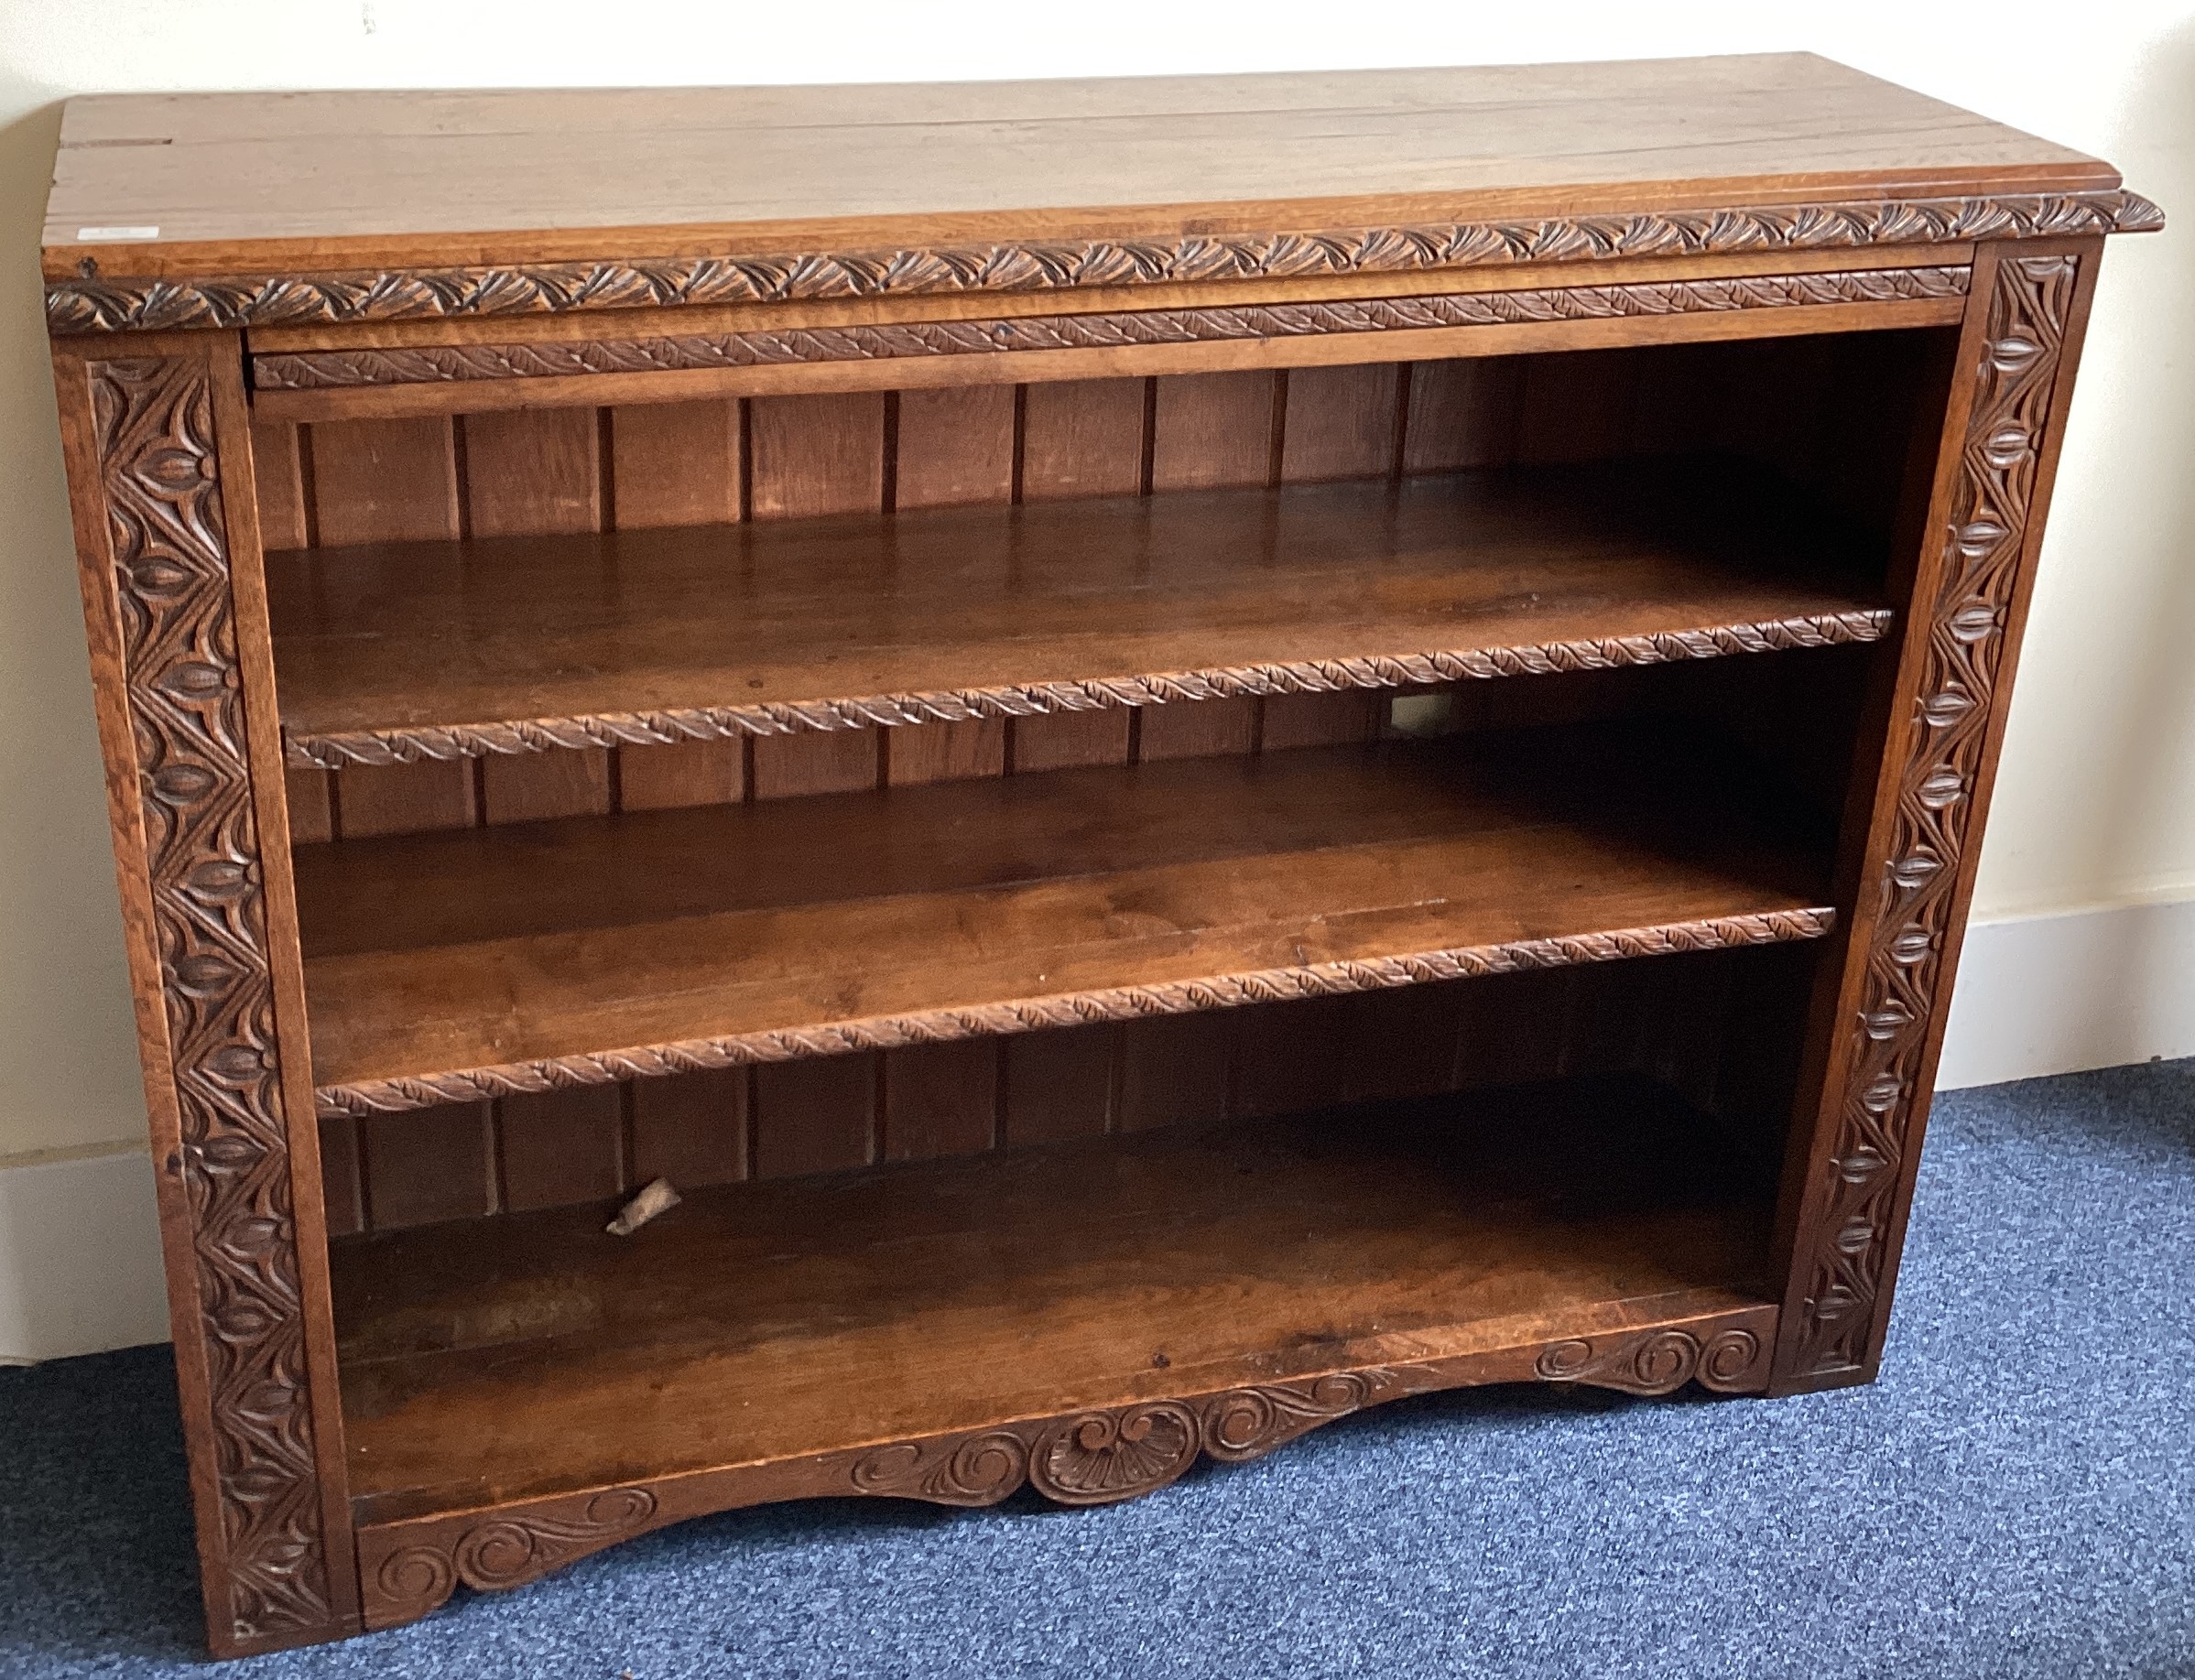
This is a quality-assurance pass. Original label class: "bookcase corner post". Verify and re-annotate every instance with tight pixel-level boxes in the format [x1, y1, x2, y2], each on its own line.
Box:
[1766, 238, 2106, 1397]
[49, 330, 361, 1655]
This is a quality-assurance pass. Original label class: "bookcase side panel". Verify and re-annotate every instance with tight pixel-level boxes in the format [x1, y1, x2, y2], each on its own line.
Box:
[49, 331, 360, 1654]
[1769, 239, 2104, 1392]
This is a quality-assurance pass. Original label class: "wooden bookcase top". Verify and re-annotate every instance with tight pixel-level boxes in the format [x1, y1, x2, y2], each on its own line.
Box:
[43, 56, 2156, 335]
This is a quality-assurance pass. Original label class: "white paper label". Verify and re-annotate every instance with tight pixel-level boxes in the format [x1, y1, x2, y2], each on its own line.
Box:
[75, 225, 159, 241]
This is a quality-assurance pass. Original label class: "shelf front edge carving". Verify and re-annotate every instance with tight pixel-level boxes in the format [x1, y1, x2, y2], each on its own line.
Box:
[282, 611, 1897, 768]
[84, 352, 335, 1643]
[315, 907, 1835, 1116]
[49, 190, 2159, 333]
[249, 266, 1970, 390]
[1788, 250, 2084, 1379]
[354, 1305, 1775, 1630]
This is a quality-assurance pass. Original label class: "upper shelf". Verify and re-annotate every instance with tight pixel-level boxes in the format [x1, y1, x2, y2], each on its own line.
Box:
[42, 57, 2155, 337]
[269, 462, 1895, 770]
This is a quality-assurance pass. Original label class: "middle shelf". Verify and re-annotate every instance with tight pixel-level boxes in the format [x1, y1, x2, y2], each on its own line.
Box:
[295, 718, 1841, 1116]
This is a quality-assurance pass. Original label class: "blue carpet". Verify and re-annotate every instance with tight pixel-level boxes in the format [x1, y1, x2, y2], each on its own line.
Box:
[5, 1060, 2192, 1677]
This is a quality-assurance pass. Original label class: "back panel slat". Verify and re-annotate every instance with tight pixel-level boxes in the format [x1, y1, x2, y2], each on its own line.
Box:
[895, 386, 1016, 509]
[999, 1027, 1117, 1146]
[1403, 357, 1524, 472]
[883, 1040, 1000, 1162]
[358, 1105, 497, 1230]
[752, 1056, 877, 1180]
[498, 1088, 625, 1214]
[887, 386, 1017, 787]
[306, 413, 475, 845]
[1282, 363, 1403, 482]
[745, 392, 891, 1176]
[1009, 375, 1147, 776]
[309, 416, 462, 545]
[631, 1069, 749, 1188]
[608, 401, 739, 528]
[1018, 377, 1146, 500]
[1114, 367, 1290, 1128]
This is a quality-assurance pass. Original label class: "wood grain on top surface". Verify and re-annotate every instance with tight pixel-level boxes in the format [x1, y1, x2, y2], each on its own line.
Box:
[45, 56, 2112, 274]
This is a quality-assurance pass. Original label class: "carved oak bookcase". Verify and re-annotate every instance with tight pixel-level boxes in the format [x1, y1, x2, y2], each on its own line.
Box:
[42, 56, 2157, 1656]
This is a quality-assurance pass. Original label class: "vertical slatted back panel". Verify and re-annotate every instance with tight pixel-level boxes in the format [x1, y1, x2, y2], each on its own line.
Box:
[887, 386, 1014, 789]
[1232, 363, 1404, 1120]
[278, 337, 1902, 1230]
[309, 417, 479, 840]
[610, 400, 748, 809]
[459, 409, 629, 1214]
[994, 376, 1149, 1145]
[288, 414, 496, 1230]
[744, 392, 890, 1177]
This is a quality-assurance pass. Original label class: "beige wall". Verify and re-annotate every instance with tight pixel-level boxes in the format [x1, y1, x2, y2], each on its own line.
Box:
[0, 3, 2190, 1160]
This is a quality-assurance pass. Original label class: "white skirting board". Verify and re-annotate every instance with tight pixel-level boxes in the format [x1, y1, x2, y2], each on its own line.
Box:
[4, 894, 2192, 1362]
[0, 1144, 168, 1365]
[1934, 895, 2195, 1089]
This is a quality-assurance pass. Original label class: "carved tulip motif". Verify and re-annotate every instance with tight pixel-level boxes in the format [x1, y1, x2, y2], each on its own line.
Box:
[1794, 253, 2082, 1378]
[91, 353, 330, 1642]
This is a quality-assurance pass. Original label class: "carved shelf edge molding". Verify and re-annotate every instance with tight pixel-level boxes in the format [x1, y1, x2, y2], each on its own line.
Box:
[356, 1306, 1775, 1629]
[250, 266, 1970, 390]
[90, 354, 333, 1642]
[315, 908, 1835, 1117]
[282, 612, 1896, 768]
[1790, 252, 2082, 1379]
[49, 190, 2159, 333]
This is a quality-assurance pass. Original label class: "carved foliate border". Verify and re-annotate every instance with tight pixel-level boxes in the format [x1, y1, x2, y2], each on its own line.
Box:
[1789, 253, 2082, 1377]
[316, 906, 1834, 1117]
[284, 612, 1894, 768]
[49, 190, 2159, 333]
[357, 1313, 1774, 1628]
[249, 266, 1970, 391]
[90, 357, 331, 1641]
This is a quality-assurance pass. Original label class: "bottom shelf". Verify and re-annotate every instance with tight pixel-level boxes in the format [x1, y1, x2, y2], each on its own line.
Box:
[333, 1074, 1778, 1534]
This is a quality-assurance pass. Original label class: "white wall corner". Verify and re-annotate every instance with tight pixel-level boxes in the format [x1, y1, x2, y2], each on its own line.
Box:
[0, 1143, 169, 1363]
[1938, 895, 2195, 1089]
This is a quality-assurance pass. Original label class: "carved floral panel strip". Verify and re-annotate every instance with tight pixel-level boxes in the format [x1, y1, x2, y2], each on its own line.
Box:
[92, 355, 331, 1641]
[1792, 253, 2081, 1375]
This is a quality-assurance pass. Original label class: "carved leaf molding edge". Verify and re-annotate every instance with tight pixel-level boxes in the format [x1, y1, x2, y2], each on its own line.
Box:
[50, 190, 2160, 332]
[284, 615, 1897, 768]
[249, 266, 1972, 390]
[315, 907, 1837, 1117]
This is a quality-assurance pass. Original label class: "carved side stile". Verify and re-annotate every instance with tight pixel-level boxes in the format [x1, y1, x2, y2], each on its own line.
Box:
[83, 354, 334, 1644]
[1785, 251, 2087, 1380]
